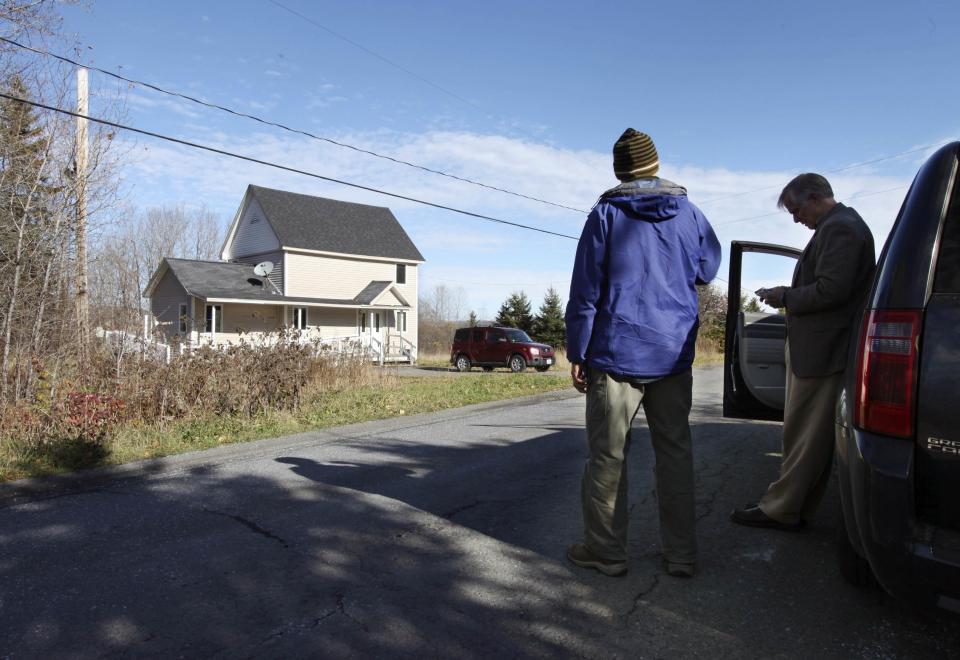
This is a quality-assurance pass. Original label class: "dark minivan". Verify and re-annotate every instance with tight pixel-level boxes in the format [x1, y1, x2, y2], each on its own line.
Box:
[723, 142, 960, 610]
[450, 326, 555, 373]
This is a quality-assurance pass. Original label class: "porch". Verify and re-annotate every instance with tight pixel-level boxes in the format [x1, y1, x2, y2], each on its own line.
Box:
[154, 300, 416, 364]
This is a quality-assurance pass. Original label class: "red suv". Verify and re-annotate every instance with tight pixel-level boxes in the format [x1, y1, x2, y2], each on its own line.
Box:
[450, 326, 555, 373]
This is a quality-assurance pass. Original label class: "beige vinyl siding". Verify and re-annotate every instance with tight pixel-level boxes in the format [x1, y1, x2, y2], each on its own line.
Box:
[285, 252, 418, 303]
[225, 198, 280, 260]
[306, 308, 360, 338]
[396, 263, 417, 308]
[150, 269, 191, 342]
[197, 303, 283, 344]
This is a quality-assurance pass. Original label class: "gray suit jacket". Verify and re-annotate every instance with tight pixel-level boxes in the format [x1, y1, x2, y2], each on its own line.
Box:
[784, 203, 876, 378]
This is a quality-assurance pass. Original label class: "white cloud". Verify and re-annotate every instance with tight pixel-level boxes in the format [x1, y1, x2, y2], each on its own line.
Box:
[113, 127, 923, 315]
[126, 92, 202, 120]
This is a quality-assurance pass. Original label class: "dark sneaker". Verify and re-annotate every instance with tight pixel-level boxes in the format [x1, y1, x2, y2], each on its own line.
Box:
[664, 560, 695, 578]
[566, 543, 627, 577]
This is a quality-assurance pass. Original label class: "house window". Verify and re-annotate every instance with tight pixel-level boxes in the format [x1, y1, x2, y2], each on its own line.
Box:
[205, 304, 223, 333]
[359, 312, 366, 332]
[396, 264, 406, 284]
[373, 312, 380, 332]
[397, 311, 407, 333]
[179, 303, 188, 333]
[293, 307, 308, 330]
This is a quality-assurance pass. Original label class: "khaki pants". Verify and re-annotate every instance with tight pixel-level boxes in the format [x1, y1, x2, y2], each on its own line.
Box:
[758, 344, 842, 525]
[581, 368, 696, 564]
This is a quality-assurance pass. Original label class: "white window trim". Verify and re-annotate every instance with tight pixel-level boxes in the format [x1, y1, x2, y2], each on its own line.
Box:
[205, 304, 223, 334]
[293, 307, 308, 330]
[179, 303, 188, 334]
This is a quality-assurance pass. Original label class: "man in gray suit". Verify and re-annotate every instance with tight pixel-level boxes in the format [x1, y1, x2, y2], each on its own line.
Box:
[732, 173, 875, 531]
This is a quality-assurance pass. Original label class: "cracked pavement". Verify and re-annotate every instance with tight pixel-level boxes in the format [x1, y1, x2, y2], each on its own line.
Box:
[1, 366, 958, 658]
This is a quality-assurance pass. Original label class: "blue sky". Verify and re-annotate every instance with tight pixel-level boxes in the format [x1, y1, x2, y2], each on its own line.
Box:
[57, 0, 960, 319]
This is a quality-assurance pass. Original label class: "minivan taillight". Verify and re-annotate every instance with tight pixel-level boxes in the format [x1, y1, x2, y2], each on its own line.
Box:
[855, 309, 922, 438]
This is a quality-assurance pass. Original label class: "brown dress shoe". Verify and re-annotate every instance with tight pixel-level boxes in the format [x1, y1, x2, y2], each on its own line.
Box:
[730, 506, 803, 532]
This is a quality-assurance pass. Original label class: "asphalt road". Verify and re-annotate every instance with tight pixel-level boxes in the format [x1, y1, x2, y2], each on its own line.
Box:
[1, 366, 957, 658]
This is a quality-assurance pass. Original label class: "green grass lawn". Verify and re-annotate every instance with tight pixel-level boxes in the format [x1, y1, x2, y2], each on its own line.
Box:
[1, 374, 570, 483]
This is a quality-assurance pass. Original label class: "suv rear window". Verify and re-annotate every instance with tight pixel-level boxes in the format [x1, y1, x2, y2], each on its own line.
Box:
[472, 329, 484, 342]
[454, 329, 469, 342]
[933, 179, 960, 293]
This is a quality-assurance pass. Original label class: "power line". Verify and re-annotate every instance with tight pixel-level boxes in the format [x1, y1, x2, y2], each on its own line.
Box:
[6, 32, 938, 222]
[267, 0, 485, 115]
[696, 140, 950, 206]
[714, 184, 909, 228]
[0, 35, 590, 215]
[265, 0, 604, 175]
[0, 92, 580, 241]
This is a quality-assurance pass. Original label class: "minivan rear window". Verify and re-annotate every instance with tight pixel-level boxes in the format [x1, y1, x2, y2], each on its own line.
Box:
[933, 180, 960, 293]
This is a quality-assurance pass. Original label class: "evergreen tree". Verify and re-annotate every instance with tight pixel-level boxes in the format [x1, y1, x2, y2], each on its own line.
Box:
[494, 291, 534, 335]
[468, 310, 478, 327]
[740, 294, 763, 313]
[533, 286, 565, 347]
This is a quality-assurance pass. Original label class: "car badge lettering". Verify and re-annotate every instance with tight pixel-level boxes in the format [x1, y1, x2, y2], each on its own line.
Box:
[927, 436, 960, 454]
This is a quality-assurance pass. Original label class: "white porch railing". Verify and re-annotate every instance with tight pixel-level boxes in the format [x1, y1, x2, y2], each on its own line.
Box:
[129, 321, 414, 365]
[96, 328, 172, 363]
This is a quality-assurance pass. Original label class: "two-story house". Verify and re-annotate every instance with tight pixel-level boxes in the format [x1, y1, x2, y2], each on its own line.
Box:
[144, 184, 424, 362]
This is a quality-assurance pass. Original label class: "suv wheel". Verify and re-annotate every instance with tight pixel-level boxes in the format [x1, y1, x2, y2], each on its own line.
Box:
[454, 355, 472, 372]
[509, 354, 526, 373]
[836, 504, 878, 589]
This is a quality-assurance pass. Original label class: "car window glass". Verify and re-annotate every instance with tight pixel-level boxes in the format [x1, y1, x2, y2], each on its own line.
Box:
[472, 329, 484, 342]
[454, 329, 469, 342]
[489, 330, 505, 342]
[505, 329, 532, 342]
[933, 182, 960, 293]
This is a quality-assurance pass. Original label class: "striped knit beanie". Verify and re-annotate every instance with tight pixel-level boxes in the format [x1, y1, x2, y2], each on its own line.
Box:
[613, 128, 659, 181]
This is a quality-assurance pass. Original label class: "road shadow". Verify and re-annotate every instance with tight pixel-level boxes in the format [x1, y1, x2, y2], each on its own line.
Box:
[3, 408, 959, 658]
[0, 460, 635, 658]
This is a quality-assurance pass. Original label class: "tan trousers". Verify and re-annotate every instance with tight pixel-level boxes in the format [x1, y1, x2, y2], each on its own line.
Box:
[581, 368, 697, 564]
[758, 344, 842, 525]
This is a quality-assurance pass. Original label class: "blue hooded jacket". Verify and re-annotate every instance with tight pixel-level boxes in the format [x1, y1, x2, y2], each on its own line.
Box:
[565, 178, 721, 378]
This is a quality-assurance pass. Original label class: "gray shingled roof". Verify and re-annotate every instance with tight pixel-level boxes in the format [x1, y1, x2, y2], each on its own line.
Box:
[249, 185, 424, 261]
[353, 281, 393, 305]
[163, 259, 407, 307]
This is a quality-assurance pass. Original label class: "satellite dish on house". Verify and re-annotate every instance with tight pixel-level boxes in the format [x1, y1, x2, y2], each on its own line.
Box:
[253, 261, 274, 277]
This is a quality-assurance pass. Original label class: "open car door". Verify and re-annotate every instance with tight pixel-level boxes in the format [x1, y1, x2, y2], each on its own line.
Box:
[723, 241, 802, 421]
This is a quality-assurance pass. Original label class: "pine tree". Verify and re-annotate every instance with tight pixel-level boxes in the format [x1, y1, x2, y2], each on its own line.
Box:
[533, 287, 565, 347]
[494, 291, 534, 335]
[468, 311, 478, 327]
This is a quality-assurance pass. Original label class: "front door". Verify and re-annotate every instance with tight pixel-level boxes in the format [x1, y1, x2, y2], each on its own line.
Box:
[362, 311, 383, 348]
[723, 241, 802, 421]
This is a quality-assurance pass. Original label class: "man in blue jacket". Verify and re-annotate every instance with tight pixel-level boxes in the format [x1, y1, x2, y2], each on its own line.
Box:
[565, 129, 721, 578]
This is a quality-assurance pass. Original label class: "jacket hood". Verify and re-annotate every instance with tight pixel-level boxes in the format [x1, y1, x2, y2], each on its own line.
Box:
[597, 177, 687, 223]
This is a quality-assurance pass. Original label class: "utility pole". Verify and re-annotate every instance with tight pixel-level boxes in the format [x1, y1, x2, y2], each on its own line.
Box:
[75, 67, 89, 356]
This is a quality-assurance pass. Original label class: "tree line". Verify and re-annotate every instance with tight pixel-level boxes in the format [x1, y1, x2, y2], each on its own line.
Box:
[0, 2, 226, 403]
[417, 283, 738, 355]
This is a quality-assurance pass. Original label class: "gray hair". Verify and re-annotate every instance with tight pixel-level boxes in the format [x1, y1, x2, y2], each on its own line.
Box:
[777, 173, 834, 209]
